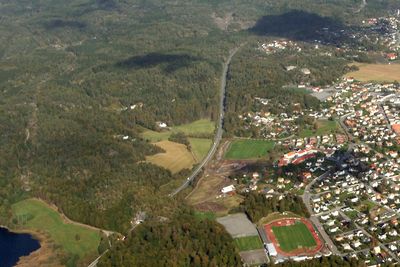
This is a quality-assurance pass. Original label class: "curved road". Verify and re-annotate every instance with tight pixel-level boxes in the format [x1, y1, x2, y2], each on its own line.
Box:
[170, 46, 242, 197]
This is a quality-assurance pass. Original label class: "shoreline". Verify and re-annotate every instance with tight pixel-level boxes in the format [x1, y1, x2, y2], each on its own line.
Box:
[0, 225, 52, 266]
[8, 227, 62, 267]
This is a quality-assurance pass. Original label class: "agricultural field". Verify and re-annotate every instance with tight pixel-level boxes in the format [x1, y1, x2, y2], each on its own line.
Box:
[272, 222, 317, 252]
[346, 63, 400, 82]
[142, 119, 215, 142]
[189, 138, 212, 161]
[225, 140, 275, 160]
[174, 119, 215, 135]
[145, 141, 196, 173]
[143, 119, 214, 164]
[299, 119, 339, 138]
[234, 236, 263, 251]
[11, 199, 100, 259]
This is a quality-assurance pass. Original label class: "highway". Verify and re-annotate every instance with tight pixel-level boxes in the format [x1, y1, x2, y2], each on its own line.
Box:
[170, 46, 242, 197]
[88, 46, 242, 266]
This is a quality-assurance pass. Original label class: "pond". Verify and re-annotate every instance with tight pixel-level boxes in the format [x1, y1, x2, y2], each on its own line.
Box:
[0, 227, 40, 267]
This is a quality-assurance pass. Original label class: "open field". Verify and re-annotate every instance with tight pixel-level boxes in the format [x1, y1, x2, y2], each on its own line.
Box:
[142, 119, 215, 142]
[346, 63, 400, 82]
[225, 140, 275, 160]
[272, 222, 316, 252]
[145, 140, 196, 173]
[12, 199, 100, 259]
[189, 138, 212, 161]
[234, 236, 263, 251]
[186, 170, 242, 215]
[174, 119, 215, 135]
[299, 119, 339, 138]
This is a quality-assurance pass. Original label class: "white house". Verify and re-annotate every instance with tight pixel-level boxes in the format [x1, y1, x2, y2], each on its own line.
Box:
[221, 185, 235, 194]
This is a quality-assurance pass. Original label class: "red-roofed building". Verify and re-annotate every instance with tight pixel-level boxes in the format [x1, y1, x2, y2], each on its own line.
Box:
[392, 124, 400, 135]
[387, 53, 398, 61]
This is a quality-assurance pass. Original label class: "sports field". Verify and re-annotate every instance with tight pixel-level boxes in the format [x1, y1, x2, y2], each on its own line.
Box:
[225, 140, 275, 160]
[272, 222, 316, 252]
[12, 198, 100, 259]
[145, 140, 196, 173]
[346, 63, 400, 82]
[234, 236, 263, 251]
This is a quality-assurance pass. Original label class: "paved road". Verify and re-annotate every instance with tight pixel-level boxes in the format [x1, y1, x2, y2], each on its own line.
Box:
[88, 251, 108, 267]
[170, 46, 242, 197]
[302, 171, 340, 255]
[87, 223, 140, 266]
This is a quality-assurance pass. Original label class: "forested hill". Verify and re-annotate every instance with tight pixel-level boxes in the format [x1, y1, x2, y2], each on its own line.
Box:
[98, 211, 242, 267]
[0, 0, 399, 265]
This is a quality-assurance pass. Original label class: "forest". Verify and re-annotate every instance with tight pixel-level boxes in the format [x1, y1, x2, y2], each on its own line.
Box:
[241, 192, 310, 222]
[272, 255, 365, 267]
[98, 209, 242, 267]
[1, 0, 399, 265]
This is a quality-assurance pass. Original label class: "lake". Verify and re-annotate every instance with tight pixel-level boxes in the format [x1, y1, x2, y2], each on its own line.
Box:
[0, 227, 40, 267]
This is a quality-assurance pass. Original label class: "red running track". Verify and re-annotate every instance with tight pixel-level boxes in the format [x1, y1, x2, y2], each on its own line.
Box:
[264, 217, 324, 257]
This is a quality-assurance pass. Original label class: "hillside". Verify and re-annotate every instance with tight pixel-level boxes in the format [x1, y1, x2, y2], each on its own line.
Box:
[1, 0, 399, 265]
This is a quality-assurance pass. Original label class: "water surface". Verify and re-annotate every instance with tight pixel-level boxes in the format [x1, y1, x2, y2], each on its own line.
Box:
[0, 227, 40, 267]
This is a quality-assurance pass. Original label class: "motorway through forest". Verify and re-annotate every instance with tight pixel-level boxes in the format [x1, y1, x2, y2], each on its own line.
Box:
[170, 46, 242, 197]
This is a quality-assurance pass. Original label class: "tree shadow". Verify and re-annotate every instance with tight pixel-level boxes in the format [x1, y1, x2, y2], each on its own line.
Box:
[116, 53, 201, 73]
[44, 19, 86, 30]
[249, 10, 347, 44]
[96, 0, 118, 11]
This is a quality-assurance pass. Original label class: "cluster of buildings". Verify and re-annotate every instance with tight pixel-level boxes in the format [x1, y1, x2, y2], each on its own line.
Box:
[362, 14, 400, 52]
[313, 12, 400, 53]
[305, 142, 400, 265]
[278, 148, 318, 167]
[326, 81, 400, 150]
[259, 40, 302, 54]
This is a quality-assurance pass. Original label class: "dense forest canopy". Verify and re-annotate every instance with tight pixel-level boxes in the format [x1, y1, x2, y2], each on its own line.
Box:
[98, 210, 242, 267]
[240, 192, 310, 222]
[1, 0, 399, 265]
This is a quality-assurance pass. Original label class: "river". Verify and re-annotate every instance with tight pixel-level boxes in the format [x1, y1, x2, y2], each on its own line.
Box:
[0, 227, 40, 267]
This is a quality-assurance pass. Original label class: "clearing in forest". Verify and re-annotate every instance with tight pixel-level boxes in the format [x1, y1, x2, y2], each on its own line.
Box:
[142, 119, 214, 163]
[145, 140, 196, 173]
[142, 119, 215, 142]
[11, 198, 101, 259]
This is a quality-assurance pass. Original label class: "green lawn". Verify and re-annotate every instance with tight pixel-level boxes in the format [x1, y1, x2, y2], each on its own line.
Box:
[189, 138, 212, 161]
[193, 211, 216, 220]
[174, 119, 215, 135]
[12, 199, 101, 258]
[272, 222, 316, 252]
[142, 119, 215, 142]
[225, 140, 275, 160]
[299, 120, 339, 138]
[234, 236, 263, 251]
